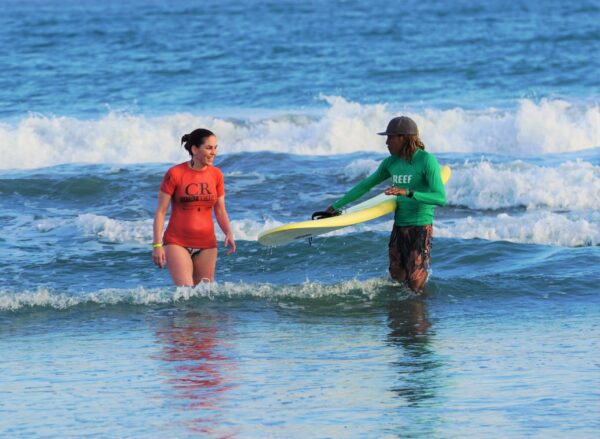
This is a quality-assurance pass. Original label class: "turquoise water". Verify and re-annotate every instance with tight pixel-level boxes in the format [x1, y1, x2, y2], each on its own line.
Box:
[2, 0, 599, 116]
[1, 0, 599, 437]
[3, 287, 598, 437]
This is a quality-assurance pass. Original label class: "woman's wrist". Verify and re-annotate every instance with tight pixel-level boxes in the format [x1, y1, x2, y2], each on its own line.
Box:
[152, 243, 163, 249]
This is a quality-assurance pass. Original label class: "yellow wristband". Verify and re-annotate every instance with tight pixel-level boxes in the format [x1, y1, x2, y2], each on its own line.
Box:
[152, 243, 163, 248]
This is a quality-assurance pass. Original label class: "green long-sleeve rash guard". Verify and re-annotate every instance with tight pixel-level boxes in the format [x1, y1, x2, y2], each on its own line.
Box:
[331, 149, 446, 226]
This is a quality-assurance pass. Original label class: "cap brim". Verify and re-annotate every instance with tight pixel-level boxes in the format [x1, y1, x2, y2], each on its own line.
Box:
[377, 131, 417, 136]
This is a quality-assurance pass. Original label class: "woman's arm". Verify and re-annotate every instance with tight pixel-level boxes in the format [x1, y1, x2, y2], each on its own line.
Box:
[214, 196, 236, 255]
[152, 191, 171, 268]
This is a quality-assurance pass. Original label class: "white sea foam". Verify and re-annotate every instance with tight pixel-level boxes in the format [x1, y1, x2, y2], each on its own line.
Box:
[68, 209, 597, 248]
[341, 158, 600, 210]
[1, 97, 599, 169]
[446, 159, 600, 210]
[0, 277, 397, 312]
[75, 214, 153, 243]
[436, 211, 599, 247]
[341, 158, 380, 181]
[73, 213, 284, 244]
[302, 211, 599, 247]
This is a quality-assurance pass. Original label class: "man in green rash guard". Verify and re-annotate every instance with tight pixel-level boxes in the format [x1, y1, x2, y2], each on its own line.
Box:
[325, 116, 446, 293]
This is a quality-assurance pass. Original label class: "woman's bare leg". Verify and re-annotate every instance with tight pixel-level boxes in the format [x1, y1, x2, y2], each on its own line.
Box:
[164, 245, 194, 286]
[192, 248, 218, 284]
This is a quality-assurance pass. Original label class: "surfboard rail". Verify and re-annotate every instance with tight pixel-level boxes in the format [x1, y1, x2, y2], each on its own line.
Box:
[257, 199, 396, 246]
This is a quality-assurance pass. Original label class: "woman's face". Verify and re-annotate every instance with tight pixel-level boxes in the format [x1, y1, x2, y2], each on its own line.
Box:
[192, 135, 218, 166]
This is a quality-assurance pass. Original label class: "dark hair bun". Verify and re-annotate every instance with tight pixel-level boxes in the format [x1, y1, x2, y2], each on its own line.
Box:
[181, 128, 215, 156]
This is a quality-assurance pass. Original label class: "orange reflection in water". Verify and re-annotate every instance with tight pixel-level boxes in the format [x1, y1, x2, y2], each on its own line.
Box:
[154, 311, 236, 437]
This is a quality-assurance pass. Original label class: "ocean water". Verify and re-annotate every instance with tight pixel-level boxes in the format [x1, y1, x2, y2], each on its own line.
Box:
[1, 0, 599, 437]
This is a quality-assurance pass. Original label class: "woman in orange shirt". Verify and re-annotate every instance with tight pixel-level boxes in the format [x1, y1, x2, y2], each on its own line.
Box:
[152, 128, 235, 285]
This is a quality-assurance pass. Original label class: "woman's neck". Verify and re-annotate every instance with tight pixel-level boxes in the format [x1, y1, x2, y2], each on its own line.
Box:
[190, 159, 208, 170]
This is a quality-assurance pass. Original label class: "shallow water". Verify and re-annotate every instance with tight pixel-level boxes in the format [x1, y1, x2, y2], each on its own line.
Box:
[3, 284, 598, 438]
[1, 0, 599, 437]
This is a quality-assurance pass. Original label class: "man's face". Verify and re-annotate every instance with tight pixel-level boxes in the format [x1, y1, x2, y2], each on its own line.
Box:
[386, 135, 405, 156]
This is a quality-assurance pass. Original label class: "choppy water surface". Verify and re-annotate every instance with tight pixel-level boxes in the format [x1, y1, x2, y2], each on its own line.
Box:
[1, 0, 599, 437]
[2, 152, 598, 437]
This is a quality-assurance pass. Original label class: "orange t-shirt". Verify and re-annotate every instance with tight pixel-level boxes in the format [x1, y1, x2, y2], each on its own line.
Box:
[160, 162, 225, 248]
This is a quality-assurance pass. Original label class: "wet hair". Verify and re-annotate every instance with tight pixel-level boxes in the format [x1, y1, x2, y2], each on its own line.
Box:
[399, 134, 425, 162]
[181, 128, 215, 156]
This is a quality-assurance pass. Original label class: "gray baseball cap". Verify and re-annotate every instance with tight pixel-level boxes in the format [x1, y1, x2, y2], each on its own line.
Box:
[378, 116, 419, 136]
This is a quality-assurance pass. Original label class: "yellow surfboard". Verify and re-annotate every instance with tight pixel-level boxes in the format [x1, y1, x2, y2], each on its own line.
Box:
[257, 165, 451, 247]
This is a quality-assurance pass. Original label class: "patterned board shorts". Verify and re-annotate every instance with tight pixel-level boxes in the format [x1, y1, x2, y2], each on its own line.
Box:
[388, 224, 433, 288]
